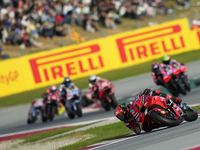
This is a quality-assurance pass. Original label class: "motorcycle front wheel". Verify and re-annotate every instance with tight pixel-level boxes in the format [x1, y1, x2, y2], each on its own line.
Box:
[76, 103, 82, 117]
[184, 107, 198, 122]
[49, 105, 56, 121]
[150, 111, 180, 127]
[68, 113, 75, 119]
[42, 110, 48, 122]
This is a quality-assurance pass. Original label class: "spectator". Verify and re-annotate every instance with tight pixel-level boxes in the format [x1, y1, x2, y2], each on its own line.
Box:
[54, 21, 67, 36]
[0, 41, 2, 58]
[136, 1, 147, 19]
[26, 19, 39, 38]
[157, 1, 168, 15]
[0, 0, 183, 53]
[85, 16, 98, 32]
[0, 20, 3, 43]
[105, 14, 116, 29]
[43, 21, 54, 39]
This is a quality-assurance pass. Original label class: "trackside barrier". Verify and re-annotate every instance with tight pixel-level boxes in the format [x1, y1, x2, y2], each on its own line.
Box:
[1, 18, 200, 98]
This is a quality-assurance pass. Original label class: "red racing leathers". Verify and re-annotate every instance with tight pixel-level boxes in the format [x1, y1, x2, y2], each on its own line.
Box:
[124, 89, 182, 133]
[88, 76, 107, 99]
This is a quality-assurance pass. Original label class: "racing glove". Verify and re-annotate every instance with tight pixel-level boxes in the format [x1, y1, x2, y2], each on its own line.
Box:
[142, 88, 152, 95]
[171, 97, 182, 105]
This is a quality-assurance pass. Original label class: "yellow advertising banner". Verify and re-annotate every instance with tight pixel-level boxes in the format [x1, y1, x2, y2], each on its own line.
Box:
[0, 18, 200, 98]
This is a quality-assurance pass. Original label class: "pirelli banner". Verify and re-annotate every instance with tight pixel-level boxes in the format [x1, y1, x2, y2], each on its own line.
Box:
[1, 18, 200, 98]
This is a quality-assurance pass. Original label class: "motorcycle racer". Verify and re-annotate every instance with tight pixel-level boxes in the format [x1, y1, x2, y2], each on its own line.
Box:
[160, 55, 189, 96]
[59, 77, 76, 94]
[161, 55, 179, 67]
[58, 77, 82, 107]
[142, 88, 182, 104]
[88, 74, 107, 99]
[114, 88, 182, 133]
[27, 98, 44, 124]
[151, 62, 164, 86]
[160, 55, 186, 72]
[41, 89, 51, 100]
[44, 85, 64, 115]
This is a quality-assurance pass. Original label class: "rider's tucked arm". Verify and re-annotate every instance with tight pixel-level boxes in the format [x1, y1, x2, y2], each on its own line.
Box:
[153, 90, 182, 104]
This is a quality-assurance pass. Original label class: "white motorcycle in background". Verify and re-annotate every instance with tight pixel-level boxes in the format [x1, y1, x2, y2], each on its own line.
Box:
[27, 98, 43, 124]
[64, 86, 83, 119]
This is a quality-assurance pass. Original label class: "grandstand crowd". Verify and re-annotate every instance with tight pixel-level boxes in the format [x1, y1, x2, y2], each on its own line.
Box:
[0, 0, 191, 50]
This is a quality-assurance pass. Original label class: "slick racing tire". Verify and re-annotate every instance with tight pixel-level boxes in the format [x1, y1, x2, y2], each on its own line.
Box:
[42, 110, 48, 122]
[49, 105, 56, 121]
[175, 81, 186, 95]
[101, 100, 110, 111]
[110, 94, 118, 109]
[68, 113, 75, 119]
[76, 103, 82, 117]
[42, 116, 48, 122]
[182, 78, 191, 92]
[184, 107, 198, 122]
[27, 118, 32, 124]
[150, 111, 180, 127]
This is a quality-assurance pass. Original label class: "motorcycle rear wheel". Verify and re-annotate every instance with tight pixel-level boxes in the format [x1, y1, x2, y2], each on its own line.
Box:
[150, 111, 180, 127]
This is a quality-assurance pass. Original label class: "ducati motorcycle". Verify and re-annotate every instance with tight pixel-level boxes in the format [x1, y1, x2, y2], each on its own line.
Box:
[161, 64, 187, 97]
[95, 80, 118, 111]
[41, 92, 61, 122]
[124, 95, 198, 134]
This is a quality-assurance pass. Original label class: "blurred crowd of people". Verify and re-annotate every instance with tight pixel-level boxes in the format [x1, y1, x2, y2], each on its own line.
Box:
[0, 0, 191, 49]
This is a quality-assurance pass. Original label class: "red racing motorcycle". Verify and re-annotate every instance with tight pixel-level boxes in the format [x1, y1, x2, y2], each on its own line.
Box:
[95, 80, 118, 111]
[42, 92, 62, 122]
[173, 62, 190, 92]
[115, 94, 198, 134]
[161, 64, 187, 96]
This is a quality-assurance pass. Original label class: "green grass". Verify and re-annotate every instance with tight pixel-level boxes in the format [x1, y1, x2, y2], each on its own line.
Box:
[21, 122, 99, 143]
[192, 106, 200, 112]
[21, 126, 83, 143]
[15, 106, 200, 149]
[57, 121, 132, 150]
[1, 49, 200, 107]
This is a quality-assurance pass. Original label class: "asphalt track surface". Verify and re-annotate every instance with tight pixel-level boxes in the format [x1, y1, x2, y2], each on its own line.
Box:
[0, 60, 200, 149]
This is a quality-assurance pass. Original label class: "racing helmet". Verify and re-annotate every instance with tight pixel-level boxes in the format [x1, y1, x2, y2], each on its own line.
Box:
[50, 85, 57, 94]
[162, 55, 171, 65]
[151, 62, 160, 72]
[63, 76, 71, 86]
[89, 75, 97, 85]
[114, 103, 128, 121]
